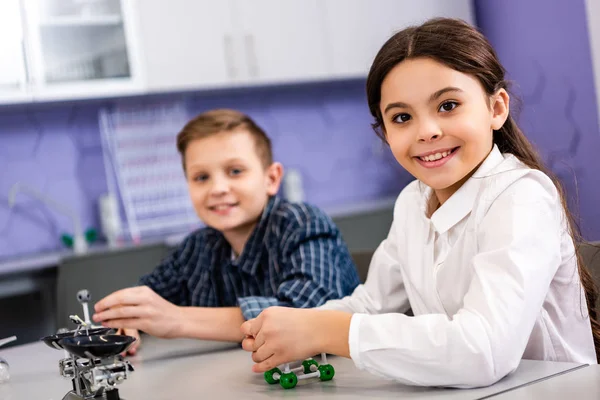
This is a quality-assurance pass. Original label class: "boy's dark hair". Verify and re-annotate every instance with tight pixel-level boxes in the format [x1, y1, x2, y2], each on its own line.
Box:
[366, 17, 600, 361]
[177, 109, 273, 170]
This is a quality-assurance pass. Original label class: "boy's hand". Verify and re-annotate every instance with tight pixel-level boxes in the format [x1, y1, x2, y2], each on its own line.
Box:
[93, 286, 183, 339]
[241, 307, 351, 373]
[116, 328, 141, 356]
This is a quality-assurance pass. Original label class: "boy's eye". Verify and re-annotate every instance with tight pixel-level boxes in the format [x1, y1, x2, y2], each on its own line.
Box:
[194, 173, 209, 182]
[439, 101, 458, 112]
[229, 168, 243, 176]
[392, 113, 411, 124]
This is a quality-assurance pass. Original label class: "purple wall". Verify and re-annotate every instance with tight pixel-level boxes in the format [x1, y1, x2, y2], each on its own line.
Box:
[476, 0, 600, 239]
[0, 81, 409, 260]
[2, 0, 600, 262]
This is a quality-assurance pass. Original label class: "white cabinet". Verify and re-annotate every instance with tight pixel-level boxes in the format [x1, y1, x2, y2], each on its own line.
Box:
[231, 0, 330, 84]
[131, 0, 233, 92]
[134, 0, 476, 92]
[133, 0, 330, 92]
[20, 0, 142, 101]
[0, 0, 33, 104]
[324, 0, 475, 78]
[0, 0, 477, 104]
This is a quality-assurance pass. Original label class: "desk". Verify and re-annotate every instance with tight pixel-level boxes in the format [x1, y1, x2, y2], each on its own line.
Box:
[493, 364, 600, 399]
[0, 337, 587, 400]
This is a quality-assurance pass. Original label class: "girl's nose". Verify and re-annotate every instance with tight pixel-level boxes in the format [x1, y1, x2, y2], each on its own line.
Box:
[416, 121, 443, 142]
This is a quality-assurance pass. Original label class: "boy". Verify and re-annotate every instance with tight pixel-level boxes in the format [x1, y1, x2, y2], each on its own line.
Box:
[93, 109, 360, 354]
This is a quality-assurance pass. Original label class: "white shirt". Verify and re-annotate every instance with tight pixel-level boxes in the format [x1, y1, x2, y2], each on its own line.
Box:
[321, 145, 596, 388]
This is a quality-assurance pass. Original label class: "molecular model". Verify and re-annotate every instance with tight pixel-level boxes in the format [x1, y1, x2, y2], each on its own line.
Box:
[264, 353, 335, 389]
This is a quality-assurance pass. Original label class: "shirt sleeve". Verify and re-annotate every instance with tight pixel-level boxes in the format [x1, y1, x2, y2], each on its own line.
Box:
[348, 175, 564, 388]
[319, 218, 411, 315]
[237, 216, 360, 320]
[138, 235, 196, 306]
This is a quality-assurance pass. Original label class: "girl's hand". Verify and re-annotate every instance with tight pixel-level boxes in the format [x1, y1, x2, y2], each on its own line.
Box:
[116, 328, 141, 356]
[93, 286, 184, 339]
[240, 307, 352, 373]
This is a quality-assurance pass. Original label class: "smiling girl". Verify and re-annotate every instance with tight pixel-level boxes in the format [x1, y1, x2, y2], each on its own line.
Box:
[241, 18, 599, 388]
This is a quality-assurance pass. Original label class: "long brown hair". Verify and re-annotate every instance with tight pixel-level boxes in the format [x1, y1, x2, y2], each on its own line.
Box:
[366, 17, 600, 361]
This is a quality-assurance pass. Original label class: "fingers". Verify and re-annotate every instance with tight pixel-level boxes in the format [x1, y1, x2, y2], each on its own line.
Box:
[93, 305, 145, 324]
[251, 340, 274, 364]
[98, 318, 143, 331]
[119, 329, 141, 356]
[250, 330, 266, 352]
[127, 337, 141, 355]
[252, 354, 284, 373]
[240, 319, 256, 337]
[94, 286, 151, 312]
[241, 336, 255, 352]
[121, 339, 139, 356]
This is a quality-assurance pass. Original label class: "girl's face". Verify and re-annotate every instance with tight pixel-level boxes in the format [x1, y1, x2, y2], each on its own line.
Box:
[379, 57, 509, 205]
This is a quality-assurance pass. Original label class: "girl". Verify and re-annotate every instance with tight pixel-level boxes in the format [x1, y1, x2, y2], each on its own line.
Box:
[241, 18, 600, 388]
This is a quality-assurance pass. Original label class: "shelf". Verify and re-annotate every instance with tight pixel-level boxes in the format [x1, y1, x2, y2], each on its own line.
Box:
[39, 14, 122, 28]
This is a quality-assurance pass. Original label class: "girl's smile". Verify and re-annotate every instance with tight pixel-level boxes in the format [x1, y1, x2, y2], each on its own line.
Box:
[414, 146, 460, 168]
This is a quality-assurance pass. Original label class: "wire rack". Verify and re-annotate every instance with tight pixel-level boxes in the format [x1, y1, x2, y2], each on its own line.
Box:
[99, 102, 200, 242]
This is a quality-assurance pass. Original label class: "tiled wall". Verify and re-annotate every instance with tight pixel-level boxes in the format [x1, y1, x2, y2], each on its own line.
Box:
[2, 0, 600, 264]
[0, 80, 410, 261]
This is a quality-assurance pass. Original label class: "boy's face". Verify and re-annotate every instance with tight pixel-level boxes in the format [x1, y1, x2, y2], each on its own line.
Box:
[184, 129, 282, 237]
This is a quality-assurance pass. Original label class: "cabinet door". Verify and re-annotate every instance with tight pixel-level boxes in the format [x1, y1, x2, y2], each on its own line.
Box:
[132, 0, 234, 92]
[324, 0, 475, 77]
[0, 0, 32, 104]
[232, 0, 330, 83]
[21, 0, 142, 101]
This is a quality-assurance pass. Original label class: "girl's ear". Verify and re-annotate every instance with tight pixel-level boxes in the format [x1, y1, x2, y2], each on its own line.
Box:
[491, 88, 510, 130]
[265, 162, 284, 196]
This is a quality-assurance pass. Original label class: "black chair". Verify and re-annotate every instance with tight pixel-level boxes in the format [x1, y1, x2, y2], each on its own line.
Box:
[350, 250, 374, 283]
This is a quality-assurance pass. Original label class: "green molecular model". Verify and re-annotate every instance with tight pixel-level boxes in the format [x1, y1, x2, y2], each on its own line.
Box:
[264, 353, 335, 389]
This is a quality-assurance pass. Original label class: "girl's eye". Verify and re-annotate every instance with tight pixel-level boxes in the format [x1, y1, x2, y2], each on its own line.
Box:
[194, 174, 208, 182]
[393, 113, 411, 124]
[229, 168, 243, 176]
[439, 101, 458, 112]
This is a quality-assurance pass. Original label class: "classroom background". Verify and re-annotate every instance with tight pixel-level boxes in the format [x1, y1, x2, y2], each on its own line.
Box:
[1, 0, 599, 347]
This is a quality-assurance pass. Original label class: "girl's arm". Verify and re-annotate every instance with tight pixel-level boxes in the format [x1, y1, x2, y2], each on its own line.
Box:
[347, 175, 565, 388]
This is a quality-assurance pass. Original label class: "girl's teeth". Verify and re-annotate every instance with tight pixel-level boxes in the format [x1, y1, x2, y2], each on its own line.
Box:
[420, 150, 450, 162]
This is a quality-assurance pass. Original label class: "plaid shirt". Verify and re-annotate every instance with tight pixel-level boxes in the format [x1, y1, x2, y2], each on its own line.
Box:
[139, 196, 360, 319]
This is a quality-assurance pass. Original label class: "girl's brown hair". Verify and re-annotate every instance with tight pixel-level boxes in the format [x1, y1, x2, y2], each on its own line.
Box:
[366, 17, 600, 361]
[177, 109, 273, 171]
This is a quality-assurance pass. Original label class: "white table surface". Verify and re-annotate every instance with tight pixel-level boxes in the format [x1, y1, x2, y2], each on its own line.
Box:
[0, 336, 587, 400]
[492, 363, 600, 399]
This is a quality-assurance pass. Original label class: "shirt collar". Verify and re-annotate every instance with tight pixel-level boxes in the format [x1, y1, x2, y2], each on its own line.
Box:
[235, 196, 279, 274]
[428, 144, 505, 234]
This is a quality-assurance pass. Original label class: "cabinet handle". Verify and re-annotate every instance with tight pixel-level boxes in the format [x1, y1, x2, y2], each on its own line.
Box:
[244, 34, 259, 78]
[19, 0, 34, 87]
[20, 40, 31, 88]
[223, 34, 237, 79]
